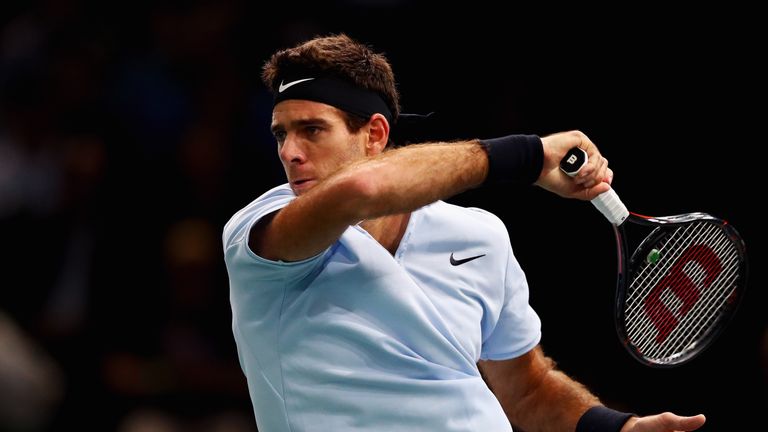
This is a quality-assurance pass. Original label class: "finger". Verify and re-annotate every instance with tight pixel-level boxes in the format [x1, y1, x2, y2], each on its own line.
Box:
[574, 154, 600, 184]
[575, 165, 594, 183]
[581, 158, 605, 188]
[579, 134, 600, 159]
[594, 156, 608, 185]
[604, 167, 614, 185]
[577, 135, 589, 151]
[583, 181, 610, 200]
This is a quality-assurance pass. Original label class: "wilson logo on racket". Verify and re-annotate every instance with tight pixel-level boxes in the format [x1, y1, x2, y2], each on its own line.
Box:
[643, 245, 722, 344]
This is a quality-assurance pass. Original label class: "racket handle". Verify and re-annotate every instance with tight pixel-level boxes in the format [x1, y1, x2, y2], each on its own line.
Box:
[591, 188, 629, 225]
[559, 147, 629, 225]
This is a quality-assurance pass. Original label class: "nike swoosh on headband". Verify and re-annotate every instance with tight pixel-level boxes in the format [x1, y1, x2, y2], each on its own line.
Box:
[279, 78, 315, 93]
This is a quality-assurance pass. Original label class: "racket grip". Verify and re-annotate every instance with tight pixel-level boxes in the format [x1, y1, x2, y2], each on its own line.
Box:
[559, 147, 629, 225]
[591, 188, 629, 225]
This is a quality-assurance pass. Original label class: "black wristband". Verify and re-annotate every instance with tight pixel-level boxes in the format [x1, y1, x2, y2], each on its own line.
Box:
[576, 406, 634, 432]
[479, 134, 543, 185]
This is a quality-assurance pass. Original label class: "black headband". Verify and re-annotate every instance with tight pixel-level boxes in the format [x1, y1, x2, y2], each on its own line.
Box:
[273, 75, 393, 123]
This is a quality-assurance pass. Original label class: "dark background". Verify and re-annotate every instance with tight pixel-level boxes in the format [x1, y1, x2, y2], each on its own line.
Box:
[0, 1, 764, 431]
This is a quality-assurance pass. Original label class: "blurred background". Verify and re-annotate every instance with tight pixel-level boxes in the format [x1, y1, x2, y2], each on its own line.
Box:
[0, 1, 764, 431]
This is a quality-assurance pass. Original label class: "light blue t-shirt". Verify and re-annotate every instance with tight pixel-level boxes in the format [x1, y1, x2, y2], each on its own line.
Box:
[223, 184, 541, 431]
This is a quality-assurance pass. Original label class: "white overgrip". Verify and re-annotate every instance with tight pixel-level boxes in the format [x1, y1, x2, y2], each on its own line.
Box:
[558, 147, 629, 226]
[591, 188, 629, 225]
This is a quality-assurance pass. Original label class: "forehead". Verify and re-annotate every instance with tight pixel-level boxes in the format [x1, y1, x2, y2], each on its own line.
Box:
[271, 99, 344, 127]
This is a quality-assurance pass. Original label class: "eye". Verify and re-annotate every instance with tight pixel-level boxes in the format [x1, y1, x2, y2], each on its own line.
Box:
[273, 130, 286, 143]
[305, 126, 322, 135]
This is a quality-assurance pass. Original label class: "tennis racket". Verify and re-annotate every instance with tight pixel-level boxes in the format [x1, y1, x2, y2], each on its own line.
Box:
[560, 147, 748, 367]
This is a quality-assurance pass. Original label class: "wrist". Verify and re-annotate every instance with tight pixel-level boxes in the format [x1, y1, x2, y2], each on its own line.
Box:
[479, 134, 543, 185]
[576, 406, 635, 432]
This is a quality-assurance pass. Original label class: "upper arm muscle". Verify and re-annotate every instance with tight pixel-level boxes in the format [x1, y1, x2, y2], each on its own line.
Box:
[249, 175, 369, 262]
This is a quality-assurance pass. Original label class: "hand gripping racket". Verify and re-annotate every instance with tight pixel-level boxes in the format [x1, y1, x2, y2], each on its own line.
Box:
[560, 147, 748, 367]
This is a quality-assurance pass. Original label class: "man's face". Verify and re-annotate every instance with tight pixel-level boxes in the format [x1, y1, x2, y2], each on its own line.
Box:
[271, 100, 367, 195]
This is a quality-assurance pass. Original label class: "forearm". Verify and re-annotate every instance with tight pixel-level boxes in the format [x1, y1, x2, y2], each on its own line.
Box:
[351, 140, 489, 220]
[481, 348, 600, 432]
[505, 367, 599, 432]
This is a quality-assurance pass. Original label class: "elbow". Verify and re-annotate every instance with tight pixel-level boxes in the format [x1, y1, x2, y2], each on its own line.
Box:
[333, 169, 383, 220]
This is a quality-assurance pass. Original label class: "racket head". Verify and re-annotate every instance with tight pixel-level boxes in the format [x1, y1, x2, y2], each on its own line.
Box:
[614, 212, 748, 367]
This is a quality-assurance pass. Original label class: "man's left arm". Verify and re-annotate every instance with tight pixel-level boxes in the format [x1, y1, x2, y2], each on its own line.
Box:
[478, 345, 706, 432]
[479, 346, 598, 431]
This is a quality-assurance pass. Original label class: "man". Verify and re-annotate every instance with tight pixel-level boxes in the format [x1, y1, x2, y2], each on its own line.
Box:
[223, 34, 706, 432]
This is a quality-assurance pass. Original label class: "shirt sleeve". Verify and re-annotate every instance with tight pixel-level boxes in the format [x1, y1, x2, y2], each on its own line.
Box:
[222, 184, 331, 284]
[479, 246, 541, 360]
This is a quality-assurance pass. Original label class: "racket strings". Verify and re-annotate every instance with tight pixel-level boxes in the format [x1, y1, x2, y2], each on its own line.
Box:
[630, 225, 739, 361]
[660, 250, 741, 358]
[634, 225, 734, 329]
[637, 245, 739, 361]
[624, 221, 742, 363]
[629, 224, 736, 356]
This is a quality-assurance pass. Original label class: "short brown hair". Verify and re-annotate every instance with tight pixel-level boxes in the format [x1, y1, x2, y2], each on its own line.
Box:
[262, 34, 401, 124]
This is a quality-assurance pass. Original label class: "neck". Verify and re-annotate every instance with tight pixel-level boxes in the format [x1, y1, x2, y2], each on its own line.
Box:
[360, 213, 411, 256]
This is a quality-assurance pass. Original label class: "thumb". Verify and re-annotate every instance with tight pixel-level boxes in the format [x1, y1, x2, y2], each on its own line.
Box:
[672, 414, 706, 430]
[654, 412, 706, 431]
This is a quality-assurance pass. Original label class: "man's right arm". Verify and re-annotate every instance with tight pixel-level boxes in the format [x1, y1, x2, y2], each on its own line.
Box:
[250, 130, 611, 263]
[250, 140, 489, 262]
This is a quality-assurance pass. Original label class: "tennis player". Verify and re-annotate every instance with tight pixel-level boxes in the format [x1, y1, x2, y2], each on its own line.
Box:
[222, 33, 706, 432]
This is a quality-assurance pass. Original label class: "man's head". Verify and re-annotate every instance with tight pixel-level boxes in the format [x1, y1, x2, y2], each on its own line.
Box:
[263, 34, 400, 195]
[262, 34, 400, 142]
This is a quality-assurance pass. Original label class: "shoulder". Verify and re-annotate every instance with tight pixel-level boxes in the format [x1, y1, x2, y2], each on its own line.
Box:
[425, 201, 508, 235]
[417, 201, 510, 247]
[222, 184, 294, 249]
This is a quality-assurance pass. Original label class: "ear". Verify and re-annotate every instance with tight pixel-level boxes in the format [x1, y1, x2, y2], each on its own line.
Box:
[365, 113, 390, 156]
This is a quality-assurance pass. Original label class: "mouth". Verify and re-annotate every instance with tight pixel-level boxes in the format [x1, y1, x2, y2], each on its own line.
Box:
[291, 178, 316, 193]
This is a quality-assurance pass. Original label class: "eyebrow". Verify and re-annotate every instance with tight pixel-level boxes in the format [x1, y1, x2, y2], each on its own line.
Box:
[271, 118, 332, 134]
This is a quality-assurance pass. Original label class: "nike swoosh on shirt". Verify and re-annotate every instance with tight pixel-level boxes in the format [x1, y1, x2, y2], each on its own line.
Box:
[449, 252, 486, 266]
[278, 78, 315, 93]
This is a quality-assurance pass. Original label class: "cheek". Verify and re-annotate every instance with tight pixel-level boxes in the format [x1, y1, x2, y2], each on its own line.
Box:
[308, 132, 366, 176]
[327, 134, 363, 163]
[345, 133, 367, 158]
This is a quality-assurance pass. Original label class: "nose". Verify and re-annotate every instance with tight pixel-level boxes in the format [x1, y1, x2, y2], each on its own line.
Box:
[278, 134, 306, 165]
